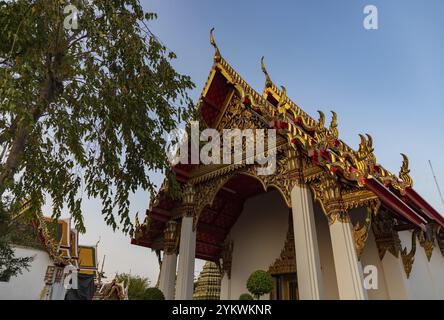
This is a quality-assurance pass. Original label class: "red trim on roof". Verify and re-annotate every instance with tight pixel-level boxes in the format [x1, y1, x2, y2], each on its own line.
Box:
[364, 177, 427, 229]
[405, 188, 444, 228]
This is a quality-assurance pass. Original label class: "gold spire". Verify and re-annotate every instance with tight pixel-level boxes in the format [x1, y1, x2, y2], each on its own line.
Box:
[261, 56, 273, 88]
[399, 153, 413, 188]
[210, 28, 221, 63]
[193, 261, 221, 300]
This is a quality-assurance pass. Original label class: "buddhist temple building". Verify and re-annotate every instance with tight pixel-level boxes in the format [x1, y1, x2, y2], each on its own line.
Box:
[193, 261, 221, 300]
[131, 30, 444, 300]
[0, 200, 99, 300]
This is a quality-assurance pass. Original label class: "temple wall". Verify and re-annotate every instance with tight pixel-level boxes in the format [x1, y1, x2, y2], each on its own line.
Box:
[0, 246, 51, 300]
[359, 226, 389, 299]
[220, 190, 288, 300]
[313, 202, 339, 299]
[397, 230, 444, 299]
[425, 244, 444, 299]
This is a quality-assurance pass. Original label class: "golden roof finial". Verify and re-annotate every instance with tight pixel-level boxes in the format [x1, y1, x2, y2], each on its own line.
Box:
[399, 153, 413, 188]
[261, 56, 273, 88]
[317, 110, 325, 129]
[210, 28, 221, 63]
[277, 86, 288, 119]
[329, 111, 338, 139]
[358, 134, 367, 154]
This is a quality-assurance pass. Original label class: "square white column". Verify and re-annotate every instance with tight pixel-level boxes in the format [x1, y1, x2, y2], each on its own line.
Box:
[291, 184, 324, 299]
[159, 253, 178, 300]
[329, 221, 368, 300]
[175, 216, 196, 300]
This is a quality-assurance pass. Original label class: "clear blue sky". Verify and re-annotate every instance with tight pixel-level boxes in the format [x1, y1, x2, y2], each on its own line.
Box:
[57, 0, 444, 283]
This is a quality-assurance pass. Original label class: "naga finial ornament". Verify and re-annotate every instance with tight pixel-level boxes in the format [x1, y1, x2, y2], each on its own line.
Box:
[317, 111, 325, 130]
[329, 111, 338, 139]
[277, 86, 288, 118]
[261, 56, 273, 88]
[399, 153, 413, 188]
[401, 230, 417, 278]
[210, 28, 221, 62]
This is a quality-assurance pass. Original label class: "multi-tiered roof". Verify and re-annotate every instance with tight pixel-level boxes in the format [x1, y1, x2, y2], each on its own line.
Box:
[131, 29, 444, 263]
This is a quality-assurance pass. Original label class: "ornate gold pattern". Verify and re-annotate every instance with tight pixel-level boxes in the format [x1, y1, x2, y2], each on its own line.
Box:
[353, 208, 372, 260]
[417, 230, 434, 261]
[220, 239, 233, 279]
[261, 56, 273, 89]
[133, 32, 435, 273]
[309, 173, 349, 224]
[372, 211, 402, 260]
[180, 184, 196, 223]
[193, 261, 221, 300]
[210, 28, 221, 63]
[399, 153, 413, 189]
[163, 220, 179, 255]
[437, 229, 444, 257]
[268, 213, 296, 275]
[401, 230, 418, 278]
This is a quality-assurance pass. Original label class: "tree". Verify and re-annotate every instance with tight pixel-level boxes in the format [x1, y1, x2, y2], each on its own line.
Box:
[0, 1, 194, 272]
[116, 273, 150, 300]
[0, 206, 33, 281]
[246, 270, 273, 300]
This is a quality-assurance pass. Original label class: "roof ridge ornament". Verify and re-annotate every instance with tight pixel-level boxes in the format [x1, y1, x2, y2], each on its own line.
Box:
[210, 28, 221, 63]
[329, 111, 338, 139]
[399, 153, 413, 188]
[277, 86, 289, 119]
[260, 56, 273, 88]
[316, 110, 325, 130]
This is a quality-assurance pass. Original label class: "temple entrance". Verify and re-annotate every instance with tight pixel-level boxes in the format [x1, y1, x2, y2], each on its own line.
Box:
[268, 210, 298, 300]
[271, 273, 298, 300]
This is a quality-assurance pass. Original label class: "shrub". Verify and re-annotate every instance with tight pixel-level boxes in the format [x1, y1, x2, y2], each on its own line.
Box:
[246, 270, 273, 300]
[239, 293, 254, 300]
[144, 287, 165, 300]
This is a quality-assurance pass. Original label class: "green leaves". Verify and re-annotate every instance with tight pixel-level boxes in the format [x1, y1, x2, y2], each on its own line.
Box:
[0, 1, 195, 235]
[246, 270, 274, 300]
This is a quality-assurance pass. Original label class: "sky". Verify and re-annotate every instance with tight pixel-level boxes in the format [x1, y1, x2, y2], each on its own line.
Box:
[49, 0, 444, 284]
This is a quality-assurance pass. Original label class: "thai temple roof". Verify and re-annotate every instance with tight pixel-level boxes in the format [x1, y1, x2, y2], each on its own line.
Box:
[12, 199, 99, 274]
[131, 29, 444, 262]
[193, 261, 221, 300]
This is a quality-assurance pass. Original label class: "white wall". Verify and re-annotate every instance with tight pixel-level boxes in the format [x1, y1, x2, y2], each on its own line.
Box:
[426, 242, 444, 299]
[397, 230, 442, 299]
[0, 246, 51, 300]
[360, 227, 389, 299]
[221, 190, 288, 300]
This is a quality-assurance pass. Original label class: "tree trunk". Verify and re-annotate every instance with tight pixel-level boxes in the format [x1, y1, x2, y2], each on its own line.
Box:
[0, 124, 29, 196]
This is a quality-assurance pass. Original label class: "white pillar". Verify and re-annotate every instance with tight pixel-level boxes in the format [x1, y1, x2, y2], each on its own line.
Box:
[291, 184, 324, 300]
[329, 221, 368, 300]
[159, 253, 178, 300]
[175, 216, 196, 300]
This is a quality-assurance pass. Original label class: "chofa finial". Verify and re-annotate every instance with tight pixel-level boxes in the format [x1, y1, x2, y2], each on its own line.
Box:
[261, 56, 273, 88]
[399, 153, 413, 188]
[329, 111, 338, 139]
[210, 28, 221, 62]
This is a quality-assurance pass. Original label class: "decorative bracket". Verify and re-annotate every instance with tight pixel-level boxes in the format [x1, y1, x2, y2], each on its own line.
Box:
[401, 230, 418, 278]
[220, 239, 234, 279]
[372, 210, 402, 260]
[353, 207, 373, 261]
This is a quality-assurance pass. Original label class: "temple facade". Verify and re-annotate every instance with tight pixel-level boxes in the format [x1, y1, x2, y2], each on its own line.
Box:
[0, 200, 100, 300]
[131, 30, 444, 300]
